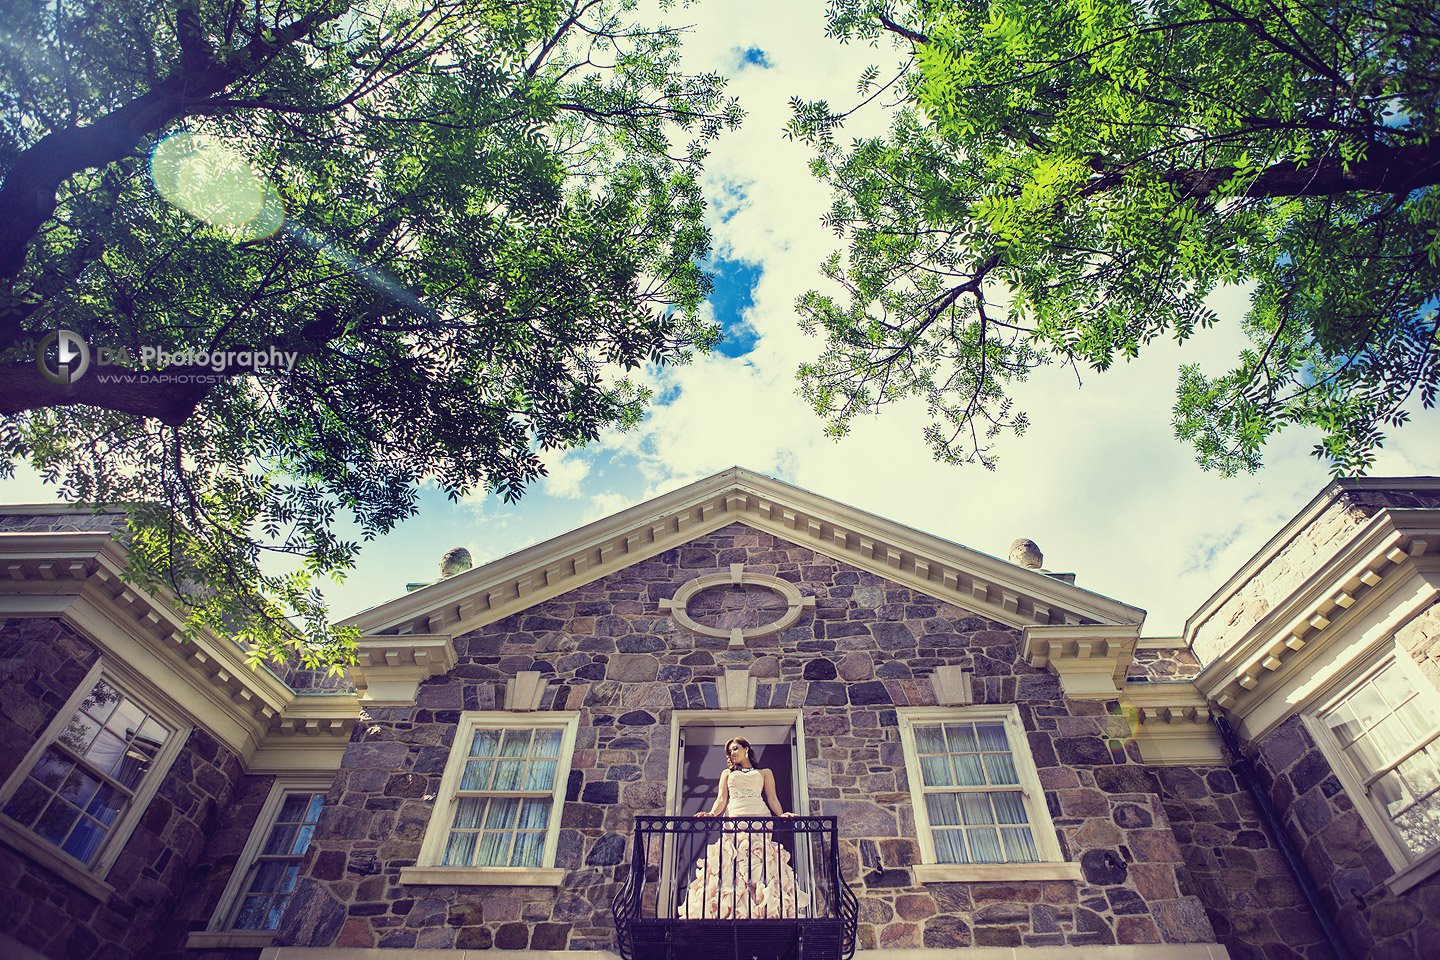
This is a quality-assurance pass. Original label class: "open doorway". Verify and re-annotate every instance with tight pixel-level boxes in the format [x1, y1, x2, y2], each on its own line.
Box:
[677, 724, 796, 817]
[660, 711, 812, 919]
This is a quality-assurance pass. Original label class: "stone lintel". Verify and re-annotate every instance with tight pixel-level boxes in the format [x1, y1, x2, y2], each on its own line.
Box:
[1021, 623, 1141, 699]
[349, 634, 456, 705]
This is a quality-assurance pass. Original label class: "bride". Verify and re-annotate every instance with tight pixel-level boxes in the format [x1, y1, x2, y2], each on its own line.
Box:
[676, 737, 808, 919]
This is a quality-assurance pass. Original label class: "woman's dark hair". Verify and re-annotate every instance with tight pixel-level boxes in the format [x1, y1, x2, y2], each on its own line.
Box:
[725, 737, 760, 771]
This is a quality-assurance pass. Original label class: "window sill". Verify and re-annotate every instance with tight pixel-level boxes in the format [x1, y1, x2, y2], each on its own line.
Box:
[398, 866, 566, 886]
[184, 930, 276, 949]
[911, 861, 1083, 883]
[1387, 843, 1440, 895]
[0, 818, 115, 902]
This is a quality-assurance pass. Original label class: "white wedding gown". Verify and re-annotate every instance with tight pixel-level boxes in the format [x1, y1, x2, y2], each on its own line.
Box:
[676, 768, 809, 919]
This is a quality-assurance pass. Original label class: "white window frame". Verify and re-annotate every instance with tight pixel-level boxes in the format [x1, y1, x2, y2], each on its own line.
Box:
[400, 710, 578, 887]
[897, 705, 1080, 883]
[185, 776, 331, 950]
[1304, 642, 1440, 894]
[0, 660, 191, 900]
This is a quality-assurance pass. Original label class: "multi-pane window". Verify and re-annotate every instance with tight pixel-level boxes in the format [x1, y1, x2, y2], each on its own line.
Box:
[2, 677, 174, 867]
[1319, 657, 1440, 858]
[443, 727, 562, 868]
[897, 706, 1062, 868]
[418, 713, 577, 874]
[911, 719, 1038, 863]
[229, 791, 326, 930]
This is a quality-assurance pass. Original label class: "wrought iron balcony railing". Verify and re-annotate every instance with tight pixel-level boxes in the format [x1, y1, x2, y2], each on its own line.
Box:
[612, 816, 858, 960]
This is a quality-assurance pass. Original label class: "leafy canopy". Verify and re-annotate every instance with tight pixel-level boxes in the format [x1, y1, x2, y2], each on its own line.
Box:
[788, 0, 1439, 473]
[0, 0, 740, 671]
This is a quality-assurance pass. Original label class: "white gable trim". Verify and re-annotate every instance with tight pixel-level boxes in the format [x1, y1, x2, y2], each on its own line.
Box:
[340, 468, 1143, 638]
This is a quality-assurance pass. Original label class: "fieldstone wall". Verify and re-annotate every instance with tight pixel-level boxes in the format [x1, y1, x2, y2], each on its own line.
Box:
[1252, 715, 1440, 959]
[1, 618, 101, 782]
[1190, 487, 1440, 664]
[277, 522, 1217, 953]
[2, 618, 252, 960]
[843, 701, 1214, 950]
[150, 770, 280, 960]
[1128, 647, 1203, 682]
[3, 728, 247, 960]
[1157, 763, 1335, 960]
[1394, 600, 1440, 694]
[3, 724, 249, 960]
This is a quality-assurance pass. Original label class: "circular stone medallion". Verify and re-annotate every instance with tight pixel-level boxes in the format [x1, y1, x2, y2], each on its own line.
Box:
[658, 563, 816, 646]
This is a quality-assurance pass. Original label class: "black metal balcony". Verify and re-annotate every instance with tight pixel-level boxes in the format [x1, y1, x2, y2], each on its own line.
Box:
[612, 816, 857, 960]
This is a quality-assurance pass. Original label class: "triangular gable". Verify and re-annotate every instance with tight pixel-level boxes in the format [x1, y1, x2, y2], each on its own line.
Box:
[341, 468, 1144, 638]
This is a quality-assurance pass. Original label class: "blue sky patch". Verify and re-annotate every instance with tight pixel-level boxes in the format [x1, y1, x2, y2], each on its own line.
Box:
[707, 258, 762, 357]
[737, 47, 771, 69]
[712, 180, 749, 224]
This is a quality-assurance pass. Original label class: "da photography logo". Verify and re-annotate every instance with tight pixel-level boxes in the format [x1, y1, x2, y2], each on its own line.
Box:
[33, 331, 299, 386]
[36, 329, 90, 385]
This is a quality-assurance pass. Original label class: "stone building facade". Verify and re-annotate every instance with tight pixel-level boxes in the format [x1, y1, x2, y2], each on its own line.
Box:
[1188, 482, 1440, 960]
[2, 471, 1439, 960]
[0, 508, 357, 960]
[272, 521, 1214, 955]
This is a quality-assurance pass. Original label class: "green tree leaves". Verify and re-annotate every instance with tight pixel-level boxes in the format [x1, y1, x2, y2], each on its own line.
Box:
[0, 0, 740, 671]
[792, 0, 1439, 474]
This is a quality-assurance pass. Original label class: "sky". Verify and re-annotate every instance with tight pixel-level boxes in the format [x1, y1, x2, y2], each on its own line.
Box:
[5, 1, 1438, 641]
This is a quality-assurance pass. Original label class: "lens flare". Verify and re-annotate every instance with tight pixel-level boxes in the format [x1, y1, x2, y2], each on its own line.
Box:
[150, 132, 284, 240]
[283, 222, 433, 319]
[1110, 703, 1141, 743]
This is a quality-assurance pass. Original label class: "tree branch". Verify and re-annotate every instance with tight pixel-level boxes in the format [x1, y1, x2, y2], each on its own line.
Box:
[0, 3, 343, 292]
[0, 360, 225, 424]
[1078, 140, 1440, 202]
[877, 11, 928, 46]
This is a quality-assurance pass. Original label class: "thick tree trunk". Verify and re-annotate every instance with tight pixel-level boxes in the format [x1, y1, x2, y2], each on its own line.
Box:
[1178, 140, 1440, 200]
[1076, 140, 1440, 203]
[0, 360, 235, 424]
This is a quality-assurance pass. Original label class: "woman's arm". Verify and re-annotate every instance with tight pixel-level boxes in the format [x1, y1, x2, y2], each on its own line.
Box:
[762, 768, 794, 817]
[695, 769, 730, 817]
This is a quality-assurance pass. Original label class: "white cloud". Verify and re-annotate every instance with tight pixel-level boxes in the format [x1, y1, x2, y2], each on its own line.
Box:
[507, 0, 1440, 636]
[540, 448, 592, 500]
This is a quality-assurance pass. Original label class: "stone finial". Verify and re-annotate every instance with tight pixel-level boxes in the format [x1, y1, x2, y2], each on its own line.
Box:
[1008, 538, 1043, 569]
[440, 547, 473, 577]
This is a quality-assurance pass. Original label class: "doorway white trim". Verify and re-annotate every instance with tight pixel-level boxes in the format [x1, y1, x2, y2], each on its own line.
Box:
[664, 709, 810, 817]
[658, 709, 811, 918]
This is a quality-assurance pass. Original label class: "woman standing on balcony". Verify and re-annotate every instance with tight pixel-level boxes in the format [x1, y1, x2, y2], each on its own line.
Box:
[677, 737, 807, 919]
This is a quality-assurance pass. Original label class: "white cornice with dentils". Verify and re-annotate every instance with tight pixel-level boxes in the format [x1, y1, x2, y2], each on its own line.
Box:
[1022, 622, 1142, 698]
[1183, 477, 1440, 642]
[339, 467, 1146, 638]
[0, 530, 358, 773]
[1191, 508, 1440, 725]
[1120, 681, 1225, 765]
